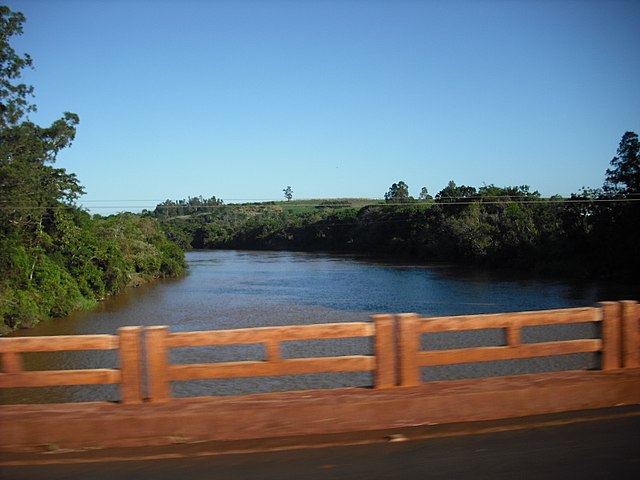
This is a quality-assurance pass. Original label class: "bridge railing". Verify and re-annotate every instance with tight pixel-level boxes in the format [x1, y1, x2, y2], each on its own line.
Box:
[396, 301, 639, 387]
[0, 301, 638, 405]
[0, 326, 144, 404]
[145, 315, 396, 403]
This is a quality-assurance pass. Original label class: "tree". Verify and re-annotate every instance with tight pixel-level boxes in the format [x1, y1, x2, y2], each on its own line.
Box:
[283, 186, 293, 201]
[0, 6, 35, 129]
[384, 181, 412, 203]
[0, 6, 83, 241]
[418, 186, 432, 201]
[435, 181, 477, 203]
[0, 114, 83, 236]
[150, 195, 224, 218]
[604, 131, 640, 196]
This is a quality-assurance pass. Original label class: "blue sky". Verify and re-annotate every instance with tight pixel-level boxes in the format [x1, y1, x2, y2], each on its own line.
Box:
[6, 0, 640, 213]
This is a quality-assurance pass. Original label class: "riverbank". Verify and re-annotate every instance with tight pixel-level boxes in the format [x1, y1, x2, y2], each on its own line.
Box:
[154, 193, 640, 283]
[1, 213, 187, 335]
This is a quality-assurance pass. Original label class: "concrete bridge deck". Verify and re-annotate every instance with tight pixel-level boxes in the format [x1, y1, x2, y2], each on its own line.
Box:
[2, 406, 639, 479]
[2, 368, 639, 452]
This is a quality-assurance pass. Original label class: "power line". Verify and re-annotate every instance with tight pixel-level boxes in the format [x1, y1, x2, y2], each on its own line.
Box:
[1, 197, 640, 211]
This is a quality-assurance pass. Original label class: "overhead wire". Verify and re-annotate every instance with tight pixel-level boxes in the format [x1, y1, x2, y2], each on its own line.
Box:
[1, 196, 640, 211]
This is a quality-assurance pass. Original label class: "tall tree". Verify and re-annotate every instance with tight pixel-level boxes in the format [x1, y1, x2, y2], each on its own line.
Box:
[0, 6, 83, 241]
[283, 186, 293, 201]
[604, 131, 640, 196]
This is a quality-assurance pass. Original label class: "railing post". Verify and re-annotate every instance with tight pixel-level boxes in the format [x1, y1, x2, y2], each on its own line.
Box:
[621, 300, 640, 369]
[600, 301, 622, 370]
[118, 326, 143, 404]
[372, 314, 396, 388]
[506, 323, 521, 347]
[145, 326, 171, 403]
[397, 313, 420, 387]
[1, 352, 23, 374]
[265, 341, 281, 363]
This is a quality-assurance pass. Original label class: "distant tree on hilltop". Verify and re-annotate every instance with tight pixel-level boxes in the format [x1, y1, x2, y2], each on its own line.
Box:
[435, 181, 477, 203]
[419, 187, 432, 201]
[384, 181, 412, 203]
[151, 196, 224, 218]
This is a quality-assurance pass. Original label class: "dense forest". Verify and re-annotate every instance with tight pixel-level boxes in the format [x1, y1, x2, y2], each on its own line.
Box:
[0, 7, 186, 332]
[148, 131, 639, 281]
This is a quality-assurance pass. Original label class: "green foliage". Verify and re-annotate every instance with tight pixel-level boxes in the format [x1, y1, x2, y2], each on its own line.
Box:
[0, 6, 35, 128]
[435, 180, 477, 203]
[90, 214, 187, 284]
[0, 288, 42, 332]
[1, 210, 187, 330]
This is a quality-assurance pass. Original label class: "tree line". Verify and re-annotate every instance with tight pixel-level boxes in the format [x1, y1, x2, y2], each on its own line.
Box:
[151, 131, 639, 281]
[0, 7, 186, 332]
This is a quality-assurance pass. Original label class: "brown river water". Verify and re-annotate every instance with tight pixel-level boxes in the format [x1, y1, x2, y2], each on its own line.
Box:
[2, 250, 638, 404]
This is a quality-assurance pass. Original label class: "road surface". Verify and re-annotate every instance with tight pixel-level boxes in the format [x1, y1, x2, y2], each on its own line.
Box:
[2, 408, 639, 479]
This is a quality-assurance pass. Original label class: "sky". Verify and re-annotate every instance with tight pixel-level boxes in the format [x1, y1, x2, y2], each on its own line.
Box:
[6, 0, 640, 213]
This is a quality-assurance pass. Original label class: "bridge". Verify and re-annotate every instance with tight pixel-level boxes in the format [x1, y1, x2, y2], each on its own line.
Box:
[1, 301, 638, 452]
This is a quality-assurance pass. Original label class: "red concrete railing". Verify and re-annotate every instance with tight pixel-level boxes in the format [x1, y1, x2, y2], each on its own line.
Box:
[395, 302, 637, 387]
[144, 316, 395, 403]
[0, 301, 638, 405]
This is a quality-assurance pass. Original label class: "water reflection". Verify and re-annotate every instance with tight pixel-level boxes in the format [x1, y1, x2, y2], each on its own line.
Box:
[3, 250, 638, 403]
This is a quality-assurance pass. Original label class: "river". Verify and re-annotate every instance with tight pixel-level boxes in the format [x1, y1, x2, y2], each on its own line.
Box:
[2, 250, 638, 404]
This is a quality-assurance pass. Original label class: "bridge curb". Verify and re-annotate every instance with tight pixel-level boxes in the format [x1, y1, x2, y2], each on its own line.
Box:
[2, 368, 639, 452]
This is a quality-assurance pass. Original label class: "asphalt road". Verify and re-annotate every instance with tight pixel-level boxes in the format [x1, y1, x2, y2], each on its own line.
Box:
[2, 411, 639, 480]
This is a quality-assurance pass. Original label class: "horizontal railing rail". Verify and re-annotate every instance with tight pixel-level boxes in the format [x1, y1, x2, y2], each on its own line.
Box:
[0, 301, 637, 405]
